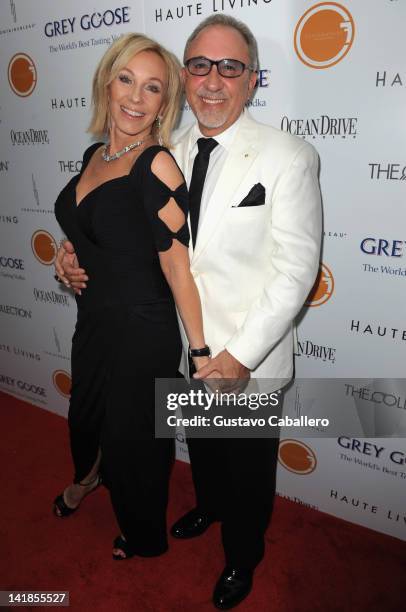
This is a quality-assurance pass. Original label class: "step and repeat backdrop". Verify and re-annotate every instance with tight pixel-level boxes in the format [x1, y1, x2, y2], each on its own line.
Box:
[0, 1, 405, 540]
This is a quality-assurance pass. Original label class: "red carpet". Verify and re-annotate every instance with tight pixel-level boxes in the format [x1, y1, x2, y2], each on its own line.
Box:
[1, 390, 405, 611]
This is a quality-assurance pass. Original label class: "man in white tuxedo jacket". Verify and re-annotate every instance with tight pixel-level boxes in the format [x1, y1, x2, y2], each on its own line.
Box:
[168, 15, 321, 610]
[56, 14, 321, 610]
[173, 109, 320, 387]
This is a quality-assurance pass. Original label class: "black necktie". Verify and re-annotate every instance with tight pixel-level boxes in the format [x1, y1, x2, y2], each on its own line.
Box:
[189, 137, 218, 247]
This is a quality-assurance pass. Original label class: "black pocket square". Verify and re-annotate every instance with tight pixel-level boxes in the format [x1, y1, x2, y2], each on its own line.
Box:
[235, 183, 265, 207]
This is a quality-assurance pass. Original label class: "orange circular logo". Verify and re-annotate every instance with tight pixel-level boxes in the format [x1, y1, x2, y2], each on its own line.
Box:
[294, 3, 355, 69]
[278, 439, 317, 475]
[53, 370, 71, 398]
[305, 263, 334, 307]
[31, 230, 57, 265]
[8, 53, 37, 96]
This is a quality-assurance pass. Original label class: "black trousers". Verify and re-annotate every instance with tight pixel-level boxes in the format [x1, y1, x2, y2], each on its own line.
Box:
[187, 434, 280, 569]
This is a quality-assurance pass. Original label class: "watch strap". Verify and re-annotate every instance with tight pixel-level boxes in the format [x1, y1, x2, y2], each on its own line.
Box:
[189, 345, 211, 358]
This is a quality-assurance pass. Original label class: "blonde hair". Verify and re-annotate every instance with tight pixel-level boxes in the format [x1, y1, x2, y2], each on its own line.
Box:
[88, 33, 182, 147]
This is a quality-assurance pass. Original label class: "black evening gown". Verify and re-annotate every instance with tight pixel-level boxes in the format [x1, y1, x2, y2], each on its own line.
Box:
[54, 143, 189, 556]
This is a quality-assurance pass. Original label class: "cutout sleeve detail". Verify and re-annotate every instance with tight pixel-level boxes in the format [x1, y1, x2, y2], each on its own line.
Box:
[141, 148, 190, 253]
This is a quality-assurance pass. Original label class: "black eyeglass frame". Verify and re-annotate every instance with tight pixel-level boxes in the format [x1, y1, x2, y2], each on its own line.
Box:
[184, 56, 256, 78]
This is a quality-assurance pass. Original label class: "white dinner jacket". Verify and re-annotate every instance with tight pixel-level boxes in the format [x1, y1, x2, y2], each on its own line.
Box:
[172, 111, 322, 389]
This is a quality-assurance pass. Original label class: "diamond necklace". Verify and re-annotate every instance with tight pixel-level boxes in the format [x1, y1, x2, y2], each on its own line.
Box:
[101, 137, 150, 162]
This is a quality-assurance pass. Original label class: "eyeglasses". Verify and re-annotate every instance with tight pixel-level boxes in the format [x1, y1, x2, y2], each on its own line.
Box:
[184, 56, 255, 78]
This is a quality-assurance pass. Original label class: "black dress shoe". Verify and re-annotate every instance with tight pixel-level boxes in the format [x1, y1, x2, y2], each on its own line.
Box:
[170, 507, 216, 539]
[212, 567, 253, 610]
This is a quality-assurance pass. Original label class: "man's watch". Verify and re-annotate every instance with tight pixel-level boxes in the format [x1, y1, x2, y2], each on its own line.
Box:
[189, 345, 211, 358]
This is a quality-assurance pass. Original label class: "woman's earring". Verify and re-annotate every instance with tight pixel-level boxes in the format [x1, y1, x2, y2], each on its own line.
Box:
[156, 115, 163, 146]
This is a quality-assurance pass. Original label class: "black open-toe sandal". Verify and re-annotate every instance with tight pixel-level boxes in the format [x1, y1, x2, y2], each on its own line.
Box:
[53, 474, 102, 518]
[112, 535, 136, 561]
[53, 493, 78, 517]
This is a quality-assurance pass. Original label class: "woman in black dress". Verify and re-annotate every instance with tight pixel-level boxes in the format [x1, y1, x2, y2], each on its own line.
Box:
[53, 33, 209, 559]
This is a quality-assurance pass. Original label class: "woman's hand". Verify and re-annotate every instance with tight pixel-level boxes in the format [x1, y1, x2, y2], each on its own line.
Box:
[193, 349, 250, 393]
[192, 355, 212, 372]
[192, 356, 223, 394]
[55, 240, 88, 294]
